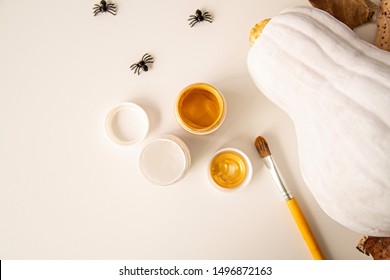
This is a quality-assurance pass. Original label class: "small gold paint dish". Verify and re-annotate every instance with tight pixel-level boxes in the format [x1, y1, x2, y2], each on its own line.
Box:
[208, 148, 253, 192]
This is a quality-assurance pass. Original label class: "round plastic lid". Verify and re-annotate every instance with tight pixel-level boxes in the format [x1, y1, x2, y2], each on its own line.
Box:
[139, 135, 191, 186]
[106, 102, 149, 145]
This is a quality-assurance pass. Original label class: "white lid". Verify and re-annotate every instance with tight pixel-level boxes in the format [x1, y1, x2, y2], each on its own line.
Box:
[139, 135, 191, 186]
[106, 102, 149, 145]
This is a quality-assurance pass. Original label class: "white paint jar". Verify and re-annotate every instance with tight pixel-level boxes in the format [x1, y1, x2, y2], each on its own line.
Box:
[139, 135, 191, 186]
[105, 102, 149, 145]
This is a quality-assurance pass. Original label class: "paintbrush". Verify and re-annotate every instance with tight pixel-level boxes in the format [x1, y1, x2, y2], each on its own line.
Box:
[254, 136, 324, 260]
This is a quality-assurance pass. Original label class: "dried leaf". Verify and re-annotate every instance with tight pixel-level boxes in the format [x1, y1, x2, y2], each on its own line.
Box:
[357, 235, 390, 260]
[375, 0, 390, 51]
[309, 0, 377, 29]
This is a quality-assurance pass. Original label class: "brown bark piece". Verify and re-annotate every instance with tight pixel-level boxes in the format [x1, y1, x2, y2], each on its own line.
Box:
[357, 235, 390, 260]
[375, 0, 390, 51]
[309, 0, 377, 29]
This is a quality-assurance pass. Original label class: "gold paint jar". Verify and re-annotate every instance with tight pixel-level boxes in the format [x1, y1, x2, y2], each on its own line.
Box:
[175, 83, 226, 135]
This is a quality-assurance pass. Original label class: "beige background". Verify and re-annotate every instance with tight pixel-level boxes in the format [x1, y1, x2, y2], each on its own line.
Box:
[0, 0, 378, 259]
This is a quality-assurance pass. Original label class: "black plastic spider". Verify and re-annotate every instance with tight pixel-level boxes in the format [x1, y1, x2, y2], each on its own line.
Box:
[188, 9, 212, 27]
[93, 0, 116, 16]
[130, 53, 154, 75]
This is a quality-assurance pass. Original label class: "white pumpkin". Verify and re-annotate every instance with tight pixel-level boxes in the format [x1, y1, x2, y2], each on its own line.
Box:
[247, 6, 390, 236]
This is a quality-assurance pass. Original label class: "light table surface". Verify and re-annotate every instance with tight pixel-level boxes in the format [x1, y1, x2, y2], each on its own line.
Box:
[0, 0, 377, 259]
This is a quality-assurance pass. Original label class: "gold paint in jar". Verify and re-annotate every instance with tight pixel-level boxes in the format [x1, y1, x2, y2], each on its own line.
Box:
[175, 83, 226, 135]
[209, 148, 253, 191]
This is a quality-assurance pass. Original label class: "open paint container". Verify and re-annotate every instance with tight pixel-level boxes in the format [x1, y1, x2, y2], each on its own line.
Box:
[208, 148, 253, 192]
[175, 83, 227, 135]
[106, 102, 149, 145]
[139, 135, 191, 186]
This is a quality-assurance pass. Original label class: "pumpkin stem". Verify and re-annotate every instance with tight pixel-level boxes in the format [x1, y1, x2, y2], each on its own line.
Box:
[249, 18, 271, 46]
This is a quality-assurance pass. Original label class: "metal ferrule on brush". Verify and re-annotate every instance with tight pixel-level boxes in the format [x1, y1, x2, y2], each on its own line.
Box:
[263, 155, 293, 201]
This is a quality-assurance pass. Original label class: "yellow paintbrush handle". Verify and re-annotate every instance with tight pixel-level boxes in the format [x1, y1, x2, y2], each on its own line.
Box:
[286, 198, 324, 260]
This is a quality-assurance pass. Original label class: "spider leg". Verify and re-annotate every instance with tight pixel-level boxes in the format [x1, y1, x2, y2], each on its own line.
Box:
[93, 5, 101, 16]
[144, 58, 154, 64]
[145, 55, 154, 61]
[188, 15, 196, 21]
[143, 54, 153, 63]
[189, 18, 198, 25]
[107, 9, 116, 15]
[189, 19, 198, 27]
[107, 6, 116, 11]
[107, 4, 117, 14]
[203, 12, 212, 22]
[132, 66, 139, 74]
[137, 67, 141, 75]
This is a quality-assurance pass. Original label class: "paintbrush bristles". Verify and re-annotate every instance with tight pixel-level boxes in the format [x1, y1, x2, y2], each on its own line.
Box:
[254, 136, 271, 158]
